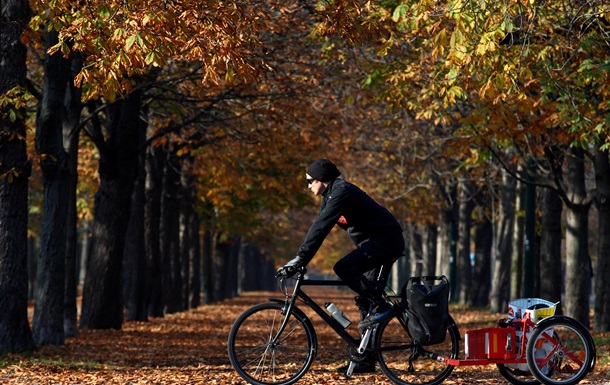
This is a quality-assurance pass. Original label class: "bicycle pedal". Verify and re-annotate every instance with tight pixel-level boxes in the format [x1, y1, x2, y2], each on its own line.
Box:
[345, 361, 356, 377]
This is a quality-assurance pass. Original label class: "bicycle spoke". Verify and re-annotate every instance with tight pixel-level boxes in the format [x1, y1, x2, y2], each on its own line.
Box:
[376, 317, 458, 385]
[228, 302, 316, 385]
[526, 316, 595, 385]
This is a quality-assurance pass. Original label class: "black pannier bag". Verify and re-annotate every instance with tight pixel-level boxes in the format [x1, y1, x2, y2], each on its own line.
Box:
[401, 276, 450, 346]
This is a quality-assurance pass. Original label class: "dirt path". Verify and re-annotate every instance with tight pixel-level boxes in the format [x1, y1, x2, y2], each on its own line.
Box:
[1, 290, 608, 384]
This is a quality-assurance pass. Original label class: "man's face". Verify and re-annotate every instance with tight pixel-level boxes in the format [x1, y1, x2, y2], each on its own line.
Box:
[306, 173, 326, 196]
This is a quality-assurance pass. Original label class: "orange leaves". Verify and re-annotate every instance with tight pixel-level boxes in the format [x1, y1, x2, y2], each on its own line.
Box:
[3, 294, 609, 385]
[28, 0, 267, 101]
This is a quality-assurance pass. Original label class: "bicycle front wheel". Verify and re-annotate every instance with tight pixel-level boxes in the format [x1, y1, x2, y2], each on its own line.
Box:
[526, 316, 595, 385]
[375, 315, 459, 385]
[227, 302, 317, 385]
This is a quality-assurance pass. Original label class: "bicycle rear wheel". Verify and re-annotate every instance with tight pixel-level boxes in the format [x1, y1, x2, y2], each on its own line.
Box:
[497, 363, 540, 385]
[526, 316, 595, 385]
[227, 302, 317, 385]
[375, 315, 459, 385]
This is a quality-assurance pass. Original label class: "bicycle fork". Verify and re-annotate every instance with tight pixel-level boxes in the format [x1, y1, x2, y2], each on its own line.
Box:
[345, 326, 375, 377]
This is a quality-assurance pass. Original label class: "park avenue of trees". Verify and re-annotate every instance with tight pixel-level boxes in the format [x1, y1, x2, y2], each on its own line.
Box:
[1, 0, 609, 352]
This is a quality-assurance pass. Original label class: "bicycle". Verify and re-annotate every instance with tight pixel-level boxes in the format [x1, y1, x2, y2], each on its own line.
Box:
[228, 268, 597, 385]
[227, 267, 460, 385]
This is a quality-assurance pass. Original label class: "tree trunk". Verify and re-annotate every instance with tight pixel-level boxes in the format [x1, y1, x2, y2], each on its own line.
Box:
[32, 29, 71, 346]
[160, 156, 181, 313]
[490, 169, 516, 313]
[510, 178, 525, 301]
[0, 0, 35, 352]
[423, 223, 437, 276]
[472, 216, 492, 307]
[564, 147, 592, 327]
[144, 145, 164, 317]
[202, 228, 214, 304]
[238, 243, 275, 292]
[594, 145, 610, 332]
[177, 155, 201, 309]
[538, 186, 563, 313]
[188, 211, 201, 309]
[123, 125, 147, 321]
[457, 181, 475, 305]
[212, 235, 231, 302]
[225, 236, 242, 299]
[436, 221, 450, 278]
[28, 236, 38, 300]
[410, 224, 423, 277]
[179, 156, 195, 310]
[447, 187, 459, 299]
[63, 53, 83, 338]
[80, 90, 143, 329]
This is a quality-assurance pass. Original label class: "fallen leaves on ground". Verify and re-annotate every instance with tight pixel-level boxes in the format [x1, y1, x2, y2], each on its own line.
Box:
[1, 289, 608, 385]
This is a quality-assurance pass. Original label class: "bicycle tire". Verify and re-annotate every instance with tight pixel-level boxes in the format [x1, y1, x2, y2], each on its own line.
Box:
[227, 302, 317, 385]
[375, 314, 459, 385]
[497, 364, 540, 385]
[497, 329, 561, 385]
[526, 316, 595, 385]
[496, 297, 555, 385]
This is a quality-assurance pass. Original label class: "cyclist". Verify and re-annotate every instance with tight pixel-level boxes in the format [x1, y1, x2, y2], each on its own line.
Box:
[277, 158, 405, 373]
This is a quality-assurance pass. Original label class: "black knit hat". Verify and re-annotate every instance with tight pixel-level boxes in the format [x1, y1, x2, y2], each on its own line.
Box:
[306, 159, 341, 182]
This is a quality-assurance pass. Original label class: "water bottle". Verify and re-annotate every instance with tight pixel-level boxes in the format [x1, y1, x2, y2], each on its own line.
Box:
[325, 302, 351, 328]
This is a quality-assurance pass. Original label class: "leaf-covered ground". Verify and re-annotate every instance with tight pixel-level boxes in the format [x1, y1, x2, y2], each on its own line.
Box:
[1, 289, 608, 385]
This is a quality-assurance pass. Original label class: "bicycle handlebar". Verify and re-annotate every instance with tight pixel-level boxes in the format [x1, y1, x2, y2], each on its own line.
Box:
[275, 266, 307, 279]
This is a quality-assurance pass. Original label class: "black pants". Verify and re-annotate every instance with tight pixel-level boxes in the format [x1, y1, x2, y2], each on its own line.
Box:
[333, 233, 405, 307]
[333, 233, 404, 364]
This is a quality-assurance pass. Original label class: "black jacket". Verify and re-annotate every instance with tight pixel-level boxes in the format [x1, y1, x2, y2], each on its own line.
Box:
[296, 179, 403, 264]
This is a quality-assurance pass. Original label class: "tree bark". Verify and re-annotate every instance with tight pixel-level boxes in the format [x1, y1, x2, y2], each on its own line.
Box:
[410, 224, 424, 277]
[538, 186, 563, 313]
[188, 210, 201, 308]
[178, 156, 200, 309]
[225, 236, 242, 299]
[202, 228, 214, 304]
[423, 223, 438, 276]
[564, 147, 592, 327]
[472, 215, 492, 307]
[594, 145, 610, 332]
[212, 235, 230, 302]
[32, 29, 71, 346]
[80, 90, 143, 329]
[144, 145, 164, 317]
[457, 181, 475, 305]
[123, 124, 147, 321]
[179, 156, 194, 310]
[510, 178, 525, 301]
[0, 0, 35, 352]
[436, 221, 450, 278]
[160, 156, 181, 313]
[239, 243, 275, 292]
[490, 169, 516, 313]
[63, 53, 83, 338]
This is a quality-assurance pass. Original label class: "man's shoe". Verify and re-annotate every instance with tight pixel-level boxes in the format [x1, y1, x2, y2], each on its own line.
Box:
[358, 308, 393, 328]
[336, 363, 376, 374]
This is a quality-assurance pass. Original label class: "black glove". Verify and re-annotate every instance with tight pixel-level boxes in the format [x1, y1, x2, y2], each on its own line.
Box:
[276, 256, 304, 277]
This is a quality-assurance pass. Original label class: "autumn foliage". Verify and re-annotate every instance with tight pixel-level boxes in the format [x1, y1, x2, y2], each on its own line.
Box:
[1, 290, 609, 384]
[2, 0, 610, 360]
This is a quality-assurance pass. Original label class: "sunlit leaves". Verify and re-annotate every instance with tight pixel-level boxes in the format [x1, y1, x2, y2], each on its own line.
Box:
[0, 86, 33, 124]
[27, 0, 266, 102]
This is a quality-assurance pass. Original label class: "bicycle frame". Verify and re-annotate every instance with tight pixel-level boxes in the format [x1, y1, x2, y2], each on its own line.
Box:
[271, 272, 363, 352]
[442, 316, 543, 367]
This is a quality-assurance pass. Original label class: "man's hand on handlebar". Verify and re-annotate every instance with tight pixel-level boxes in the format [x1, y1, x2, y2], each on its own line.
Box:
[276, 256, 304, 278]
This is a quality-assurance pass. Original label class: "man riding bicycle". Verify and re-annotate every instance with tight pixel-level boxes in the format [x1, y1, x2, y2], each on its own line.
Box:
[277, 159, 405, 374]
